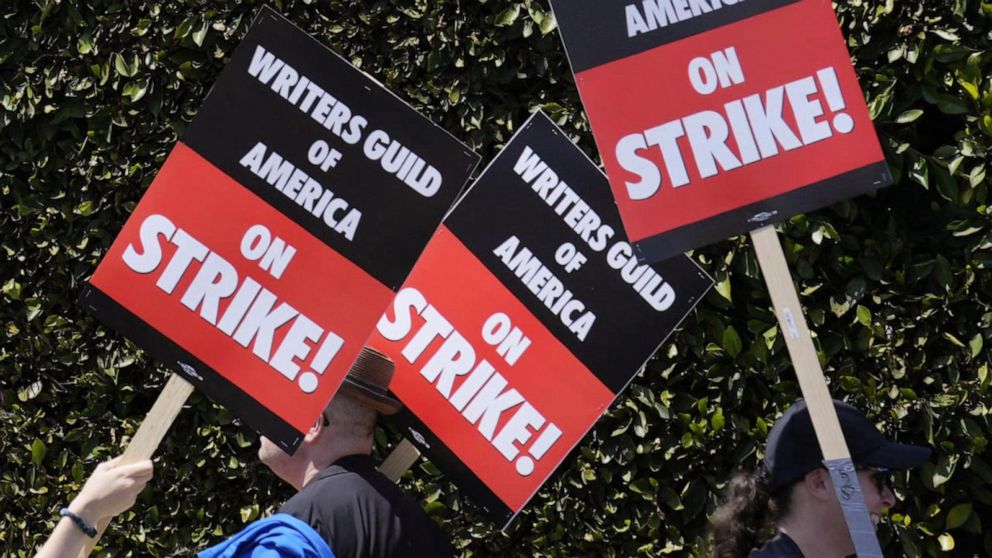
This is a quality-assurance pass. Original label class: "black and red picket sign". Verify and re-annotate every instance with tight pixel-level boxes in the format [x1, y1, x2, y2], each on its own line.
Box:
[81, 8, 479, 453]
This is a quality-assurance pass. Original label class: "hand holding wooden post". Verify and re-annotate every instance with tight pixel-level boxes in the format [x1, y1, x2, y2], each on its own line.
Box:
[76, 374, 194, 558]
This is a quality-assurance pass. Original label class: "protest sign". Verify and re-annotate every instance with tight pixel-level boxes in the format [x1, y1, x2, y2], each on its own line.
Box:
[550, 0, 891, 262]
[550, 2, 893, 555]
[368, 112, 712, 526]
[80, 7, 480, 454]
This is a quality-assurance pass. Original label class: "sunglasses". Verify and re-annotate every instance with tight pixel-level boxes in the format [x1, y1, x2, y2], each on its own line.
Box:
[858, 468, 893, 494]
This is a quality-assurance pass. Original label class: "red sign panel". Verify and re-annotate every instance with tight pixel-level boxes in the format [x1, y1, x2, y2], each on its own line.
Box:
[552, 0, 891, 261]
[376, 227, 615, 512]
[89, 144, 392, 436]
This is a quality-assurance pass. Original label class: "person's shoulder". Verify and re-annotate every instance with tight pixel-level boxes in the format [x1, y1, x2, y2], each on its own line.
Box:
[286, 455, 406, 514]
[749, 531, 804, 558]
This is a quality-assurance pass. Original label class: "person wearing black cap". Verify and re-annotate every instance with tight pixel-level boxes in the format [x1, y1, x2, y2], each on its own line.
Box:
[708, 399, 930, 558]
[257, 346, 454, 558]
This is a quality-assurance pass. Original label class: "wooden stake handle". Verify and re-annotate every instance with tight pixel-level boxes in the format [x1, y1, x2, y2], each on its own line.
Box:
[77, 373, 194, 557]
[751, 226, 884, 558]
[379, 438, 421, 482]
[750, 226, 848, 459]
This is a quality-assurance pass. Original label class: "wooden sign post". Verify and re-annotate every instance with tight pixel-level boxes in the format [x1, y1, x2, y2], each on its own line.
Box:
[751, 225, 883, 558]
[77, 374, 194, 557]
[379, 439, 422, 482]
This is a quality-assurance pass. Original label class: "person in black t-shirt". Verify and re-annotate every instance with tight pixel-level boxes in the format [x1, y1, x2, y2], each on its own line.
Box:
[708, 399, 930, 558]
[258, 346, 454, 558]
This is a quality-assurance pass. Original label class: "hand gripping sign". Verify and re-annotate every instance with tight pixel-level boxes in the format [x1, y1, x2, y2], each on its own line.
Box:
[368, 112, 712, 527]
[79, 7, 479, 454]
[550, 0, 891, 262]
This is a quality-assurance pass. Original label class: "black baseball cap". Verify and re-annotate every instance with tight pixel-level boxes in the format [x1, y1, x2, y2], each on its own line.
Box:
[764, 399, 931, 492]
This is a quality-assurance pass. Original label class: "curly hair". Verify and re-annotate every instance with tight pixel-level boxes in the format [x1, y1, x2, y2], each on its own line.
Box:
[707, 469, 792, 558]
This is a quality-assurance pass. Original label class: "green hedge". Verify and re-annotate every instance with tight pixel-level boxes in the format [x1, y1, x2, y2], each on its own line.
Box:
[1, 1, 989, 556]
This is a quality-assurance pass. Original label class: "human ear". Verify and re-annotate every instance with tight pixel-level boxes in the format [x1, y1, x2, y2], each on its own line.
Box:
[303, 414, 324, 443]
[804, 468, 834, 501]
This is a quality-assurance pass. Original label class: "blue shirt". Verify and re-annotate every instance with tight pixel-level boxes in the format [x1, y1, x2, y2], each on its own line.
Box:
[199, 513, 335, 558]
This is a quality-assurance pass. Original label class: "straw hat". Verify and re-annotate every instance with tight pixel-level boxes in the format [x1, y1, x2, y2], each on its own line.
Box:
[337, 346, 402, 415]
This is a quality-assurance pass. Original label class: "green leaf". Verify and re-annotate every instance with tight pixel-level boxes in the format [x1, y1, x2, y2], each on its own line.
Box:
[123, 81, 149, 103]
[932, 456, 956, 487]
[658, 485, 683, 510]
[192, 22, 209, 47]
[25, 298, 42, 321]
[71, 461, 85, 483]
[933, 255, 953, 289]
[980, 114, 992, 136]
[968, 164, 986, 187]
[629, 477, 657, 497]
[75, 200, 95, 216]
[856, 305, 872, 327]
[539, 12, 557, 34]
[30, 438, 47, 466]
[932, 29, 960, 41]
[496, 5, 520, 26]
[2, 278, 22, 300]
[969, 334, 983, 358]
[113, 53, 132, 77]
[937, 97, 970, 115]
[896, 109, 923, 123]
[946, 503, 972, 529]
[722, 326, 742, 357]
[938, 533, 955, 551]
[175, 17, 194, 39]
[77, 34, 94, 55]
[714, 275, 732, 302]
[958, 80, 980, 101]
[933, 45, 971, 63]
[944, 332, 966, 348]
[711, 408, 725, 431]
[18, 380, 43, 402]
[830, 296, 852, 317]
[933, 165, 958, 202]
[909, 157, 929, 189]
[239, 503, 259, 523]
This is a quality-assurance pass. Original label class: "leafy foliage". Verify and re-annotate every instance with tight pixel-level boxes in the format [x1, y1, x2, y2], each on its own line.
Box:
[1, 0, 989, 556]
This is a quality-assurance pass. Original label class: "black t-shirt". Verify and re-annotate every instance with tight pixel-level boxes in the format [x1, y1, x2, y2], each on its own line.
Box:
[279, 454, 454, 558]
[750, 531, 805, 557]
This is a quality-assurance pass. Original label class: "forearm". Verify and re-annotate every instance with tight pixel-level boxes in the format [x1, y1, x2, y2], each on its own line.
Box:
[35, 516, 91, 558]
[35, 457, 152, 557]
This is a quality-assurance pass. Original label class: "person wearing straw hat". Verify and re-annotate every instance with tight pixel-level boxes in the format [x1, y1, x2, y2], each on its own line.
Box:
[258, 346, 454, 558]
[708, 399, 930, 557]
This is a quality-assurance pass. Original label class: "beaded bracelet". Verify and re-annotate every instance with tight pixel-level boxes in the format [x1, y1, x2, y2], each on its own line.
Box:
[60, 508, 97, 537]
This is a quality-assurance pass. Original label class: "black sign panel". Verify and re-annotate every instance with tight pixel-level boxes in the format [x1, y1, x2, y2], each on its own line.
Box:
[444, 115, 712, 393]
[551, 0, 797, 73]
[185, 7, 480, 290]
